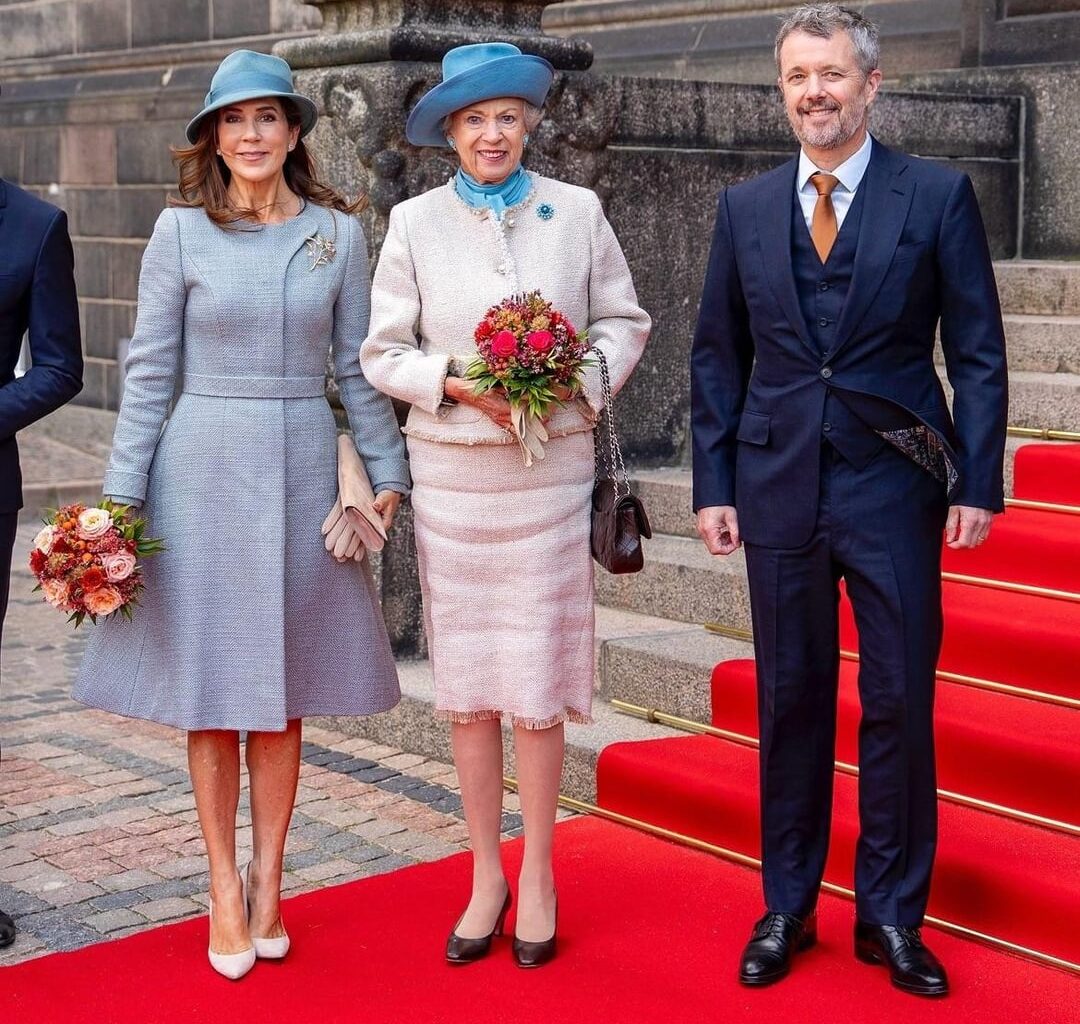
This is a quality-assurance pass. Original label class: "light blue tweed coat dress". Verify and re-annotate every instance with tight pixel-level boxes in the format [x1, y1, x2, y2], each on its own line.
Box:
[73, 204, 408, 731]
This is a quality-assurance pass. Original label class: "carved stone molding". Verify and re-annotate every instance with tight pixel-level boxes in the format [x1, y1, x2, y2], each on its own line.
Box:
[278, 0, 592, 70]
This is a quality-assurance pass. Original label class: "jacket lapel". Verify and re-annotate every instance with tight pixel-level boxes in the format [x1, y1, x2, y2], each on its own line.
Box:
[831, 142, 914, 357]
[756, 159, 816, 356]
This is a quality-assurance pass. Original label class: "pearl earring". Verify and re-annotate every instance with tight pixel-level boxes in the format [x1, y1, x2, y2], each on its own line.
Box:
[447, 137, 456, 150]
[524, 133, 530, 146]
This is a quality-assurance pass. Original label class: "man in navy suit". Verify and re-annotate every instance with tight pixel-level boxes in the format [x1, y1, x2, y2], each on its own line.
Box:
[0, 176, 84, 946]
[691, 3, 1007, 996]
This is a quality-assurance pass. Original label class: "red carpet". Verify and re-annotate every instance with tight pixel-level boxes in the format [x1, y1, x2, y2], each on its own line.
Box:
[838, 580, 1080, 700]
[710, 660, 1080, 826]
[598, 737, 1080, 965]
[1013, 443, 1080, 505]
[5, 817, 1076, 1024]
[940, 506, 1080, 592]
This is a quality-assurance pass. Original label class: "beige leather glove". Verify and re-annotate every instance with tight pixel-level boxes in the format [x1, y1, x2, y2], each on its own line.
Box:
[321, 498, 365, 562]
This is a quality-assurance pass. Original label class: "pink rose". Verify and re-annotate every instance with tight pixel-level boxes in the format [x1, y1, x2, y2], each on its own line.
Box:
[83, 585, 124, 617]
[103, 551, 136, 582]
[77, 507, 113, 541]
[526, 330, 555, 354]
[490, 330, 518, 360]
[42, 579, 73, 611]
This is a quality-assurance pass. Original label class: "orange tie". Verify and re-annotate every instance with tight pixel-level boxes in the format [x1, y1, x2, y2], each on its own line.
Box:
[810, 172, 840, 263]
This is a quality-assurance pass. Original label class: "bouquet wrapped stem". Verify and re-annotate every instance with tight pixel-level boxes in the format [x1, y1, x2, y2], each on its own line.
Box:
[466, 291, 591, 467]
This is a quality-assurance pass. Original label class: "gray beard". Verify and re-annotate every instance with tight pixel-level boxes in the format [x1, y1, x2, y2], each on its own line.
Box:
[790, 100, 866, 151]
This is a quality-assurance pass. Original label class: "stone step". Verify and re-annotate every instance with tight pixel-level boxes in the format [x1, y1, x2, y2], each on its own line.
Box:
[1003, 370, 1080, 433]
[936, 315, 1080, 374]
[601, 625, 752, 724]
[594, 532, 752, 629]
[993, 261, 1080, 318]
[313, 656, 684, 806]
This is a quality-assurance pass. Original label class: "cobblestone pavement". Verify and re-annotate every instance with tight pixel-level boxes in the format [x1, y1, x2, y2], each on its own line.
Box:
[0, 523, 527, 966]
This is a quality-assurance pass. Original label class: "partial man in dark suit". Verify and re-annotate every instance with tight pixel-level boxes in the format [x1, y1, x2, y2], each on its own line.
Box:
[0, 177, 84, 946]
[691, 3, 1007, 997]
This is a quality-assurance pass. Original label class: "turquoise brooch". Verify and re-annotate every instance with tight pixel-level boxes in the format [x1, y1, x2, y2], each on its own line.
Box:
[537, 202, 555, 221]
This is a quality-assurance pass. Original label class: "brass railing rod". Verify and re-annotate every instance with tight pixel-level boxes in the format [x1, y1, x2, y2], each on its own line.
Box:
[1005, 497, 1080, 516]
[701, 622, 1080, 710]
[610, 700, 1080, 838]
[941, 571, 1080, 604]
[502, 779, 1080, 977]
[1007, 426, 1080, 442]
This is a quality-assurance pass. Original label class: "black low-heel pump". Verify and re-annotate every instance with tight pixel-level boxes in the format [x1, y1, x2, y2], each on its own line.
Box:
[512, 892, 558, 968]
[445, 889, 512, 964]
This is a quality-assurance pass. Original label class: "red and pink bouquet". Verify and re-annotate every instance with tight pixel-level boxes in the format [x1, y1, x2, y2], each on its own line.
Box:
[465, 291, 591, 465]
[29, 501, 164, 627]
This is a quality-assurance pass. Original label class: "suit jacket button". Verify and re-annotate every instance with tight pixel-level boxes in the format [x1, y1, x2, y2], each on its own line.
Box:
[823, 422, 832, 432]
[818, 317, 829, 327]
[821, 367, 833, 379]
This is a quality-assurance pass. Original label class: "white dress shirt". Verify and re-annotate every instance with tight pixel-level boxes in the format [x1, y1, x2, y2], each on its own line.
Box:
[796, 132, 874, 233]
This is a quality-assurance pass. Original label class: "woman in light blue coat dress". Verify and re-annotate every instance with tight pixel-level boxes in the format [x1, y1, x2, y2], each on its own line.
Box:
[73, 51, 409, 979]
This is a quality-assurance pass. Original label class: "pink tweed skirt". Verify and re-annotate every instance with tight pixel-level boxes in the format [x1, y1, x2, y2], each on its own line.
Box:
[407, 431, 595, 729]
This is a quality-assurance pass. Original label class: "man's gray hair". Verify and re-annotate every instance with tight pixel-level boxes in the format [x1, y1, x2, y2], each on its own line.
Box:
[775, 3, 881, 77]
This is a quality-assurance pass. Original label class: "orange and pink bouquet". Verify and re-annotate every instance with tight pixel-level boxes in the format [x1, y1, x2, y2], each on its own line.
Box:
[29, 501, 164, 626]
[465, 291, 592, 465]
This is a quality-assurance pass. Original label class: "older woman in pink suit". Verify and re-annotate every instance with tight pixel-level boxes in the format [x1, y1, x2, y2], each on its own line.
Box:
[361, 43, 649, 967]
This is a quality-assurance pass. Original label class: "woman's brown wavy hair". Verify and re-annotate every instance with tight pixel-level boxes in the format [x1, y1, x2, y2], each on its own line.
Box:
[170, 98, 366, 226]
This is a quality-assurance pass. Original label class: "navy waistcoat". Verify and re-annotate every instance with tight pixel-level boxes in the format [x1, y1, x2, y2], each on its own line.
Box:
[791, 183, 882, 469]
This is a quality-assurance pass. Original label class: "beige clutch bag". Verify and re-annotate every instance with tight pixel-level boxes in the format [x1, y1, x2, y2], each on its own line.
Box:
[337, 435, 388, 553]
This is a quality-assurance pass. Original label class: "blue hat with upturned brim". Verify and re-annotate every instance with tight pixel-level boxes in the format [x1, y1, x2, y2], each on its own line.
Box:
[406, 43, 555, 149]
[185, 49, 319, 144]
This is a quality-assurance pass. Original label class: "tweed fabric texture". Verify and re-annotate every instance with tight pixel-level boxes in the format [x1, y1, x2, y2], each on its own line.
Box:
[409, 433, 595, 728]
[359, 173, 651, 445]
[73, 206, 408, 732]
[362, 173, 648, 726]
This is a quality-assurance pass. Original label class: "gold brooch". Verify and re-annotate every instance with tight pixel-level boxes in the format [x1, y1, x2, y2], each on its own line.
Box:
[306, 233, 336, 271]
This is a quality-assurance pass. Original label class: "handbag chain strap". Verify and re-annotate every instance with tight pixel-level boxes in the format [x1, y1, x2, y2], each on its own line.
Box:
[593, 348, 630, 498]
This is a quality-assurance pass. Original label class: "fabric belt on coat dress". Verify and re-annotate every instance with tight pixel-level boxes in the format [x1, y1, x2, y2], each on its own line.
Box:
[180, 374, 327, 399]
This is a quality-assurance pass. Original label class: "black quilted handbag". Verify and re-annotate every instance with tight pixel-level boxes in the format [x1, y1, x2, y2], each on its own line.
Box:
[590, 349, 652, 574]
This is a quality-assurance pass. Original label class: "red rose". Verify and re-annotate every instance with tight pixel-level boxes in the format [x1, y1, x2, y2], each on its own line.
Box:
[80, 566, 107, 592]
[475, 320, 495, 341]
[526, 330, 555, 354]
[490, 330, 518, 360]
[29, 549, 47, 574]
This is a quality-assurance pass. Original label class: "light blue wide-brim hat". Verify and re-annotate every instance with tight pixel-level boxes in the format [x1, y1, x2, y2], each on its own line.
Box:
[185, 49, 318, 144]
[406, 42, 555, 149]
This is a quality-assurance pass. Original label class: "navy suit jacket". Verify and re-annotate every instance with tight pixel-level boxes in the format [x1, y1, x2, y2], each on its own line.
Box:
[0, 179, 83, 513]
[691, 141, 1008, 549]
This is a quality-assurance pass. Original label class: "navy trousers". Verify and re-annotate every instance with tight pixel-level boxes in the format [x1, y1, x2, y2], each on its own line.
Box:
[744, 443, 948, 926]
[0, 511, 17, 647]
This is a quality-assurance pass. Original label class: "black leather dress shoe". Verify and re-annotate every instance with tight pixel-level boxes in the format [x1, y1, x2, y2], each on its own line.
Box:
[855, 922, 949, 996]
[0, 909, 15, 948]
[738, 911, 817, 986]
[445, 889, 512, 964]
[512, 892, 557, 969]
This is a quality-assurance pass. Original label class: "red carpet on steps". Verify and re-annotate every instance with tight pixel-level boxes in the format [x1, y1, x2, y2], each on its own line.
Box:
[597, 736, 1080, 966]
[5, 817, 1076, 1024]
[940, 506, 1080, 592]
[1013, 443, 1080, 506]
[710, 660, 1080, 826]
[838, 581, 1080, 700]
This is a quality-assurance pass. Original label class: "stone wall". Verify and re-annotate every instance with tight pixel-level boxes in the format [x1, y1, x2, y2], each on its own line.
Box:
[544, 0, 967, 84]
[0, 0, 319, 410]
[902, 63, 1080, 259]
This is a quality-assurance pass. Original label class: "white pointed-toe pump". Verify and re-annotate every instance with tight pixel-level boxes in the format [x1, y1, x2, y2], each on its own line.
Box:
[243, 862, 291, 960]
